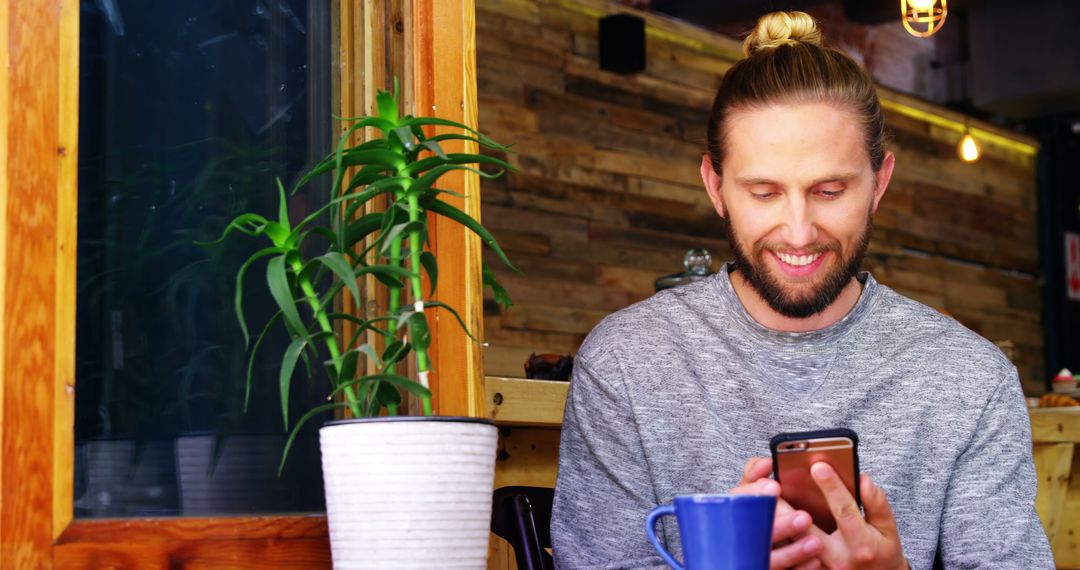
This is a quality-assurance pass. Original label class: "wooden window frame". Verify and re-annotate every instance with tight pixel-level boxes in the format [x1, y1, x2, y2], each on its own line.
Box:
[0, 0, 483, 566]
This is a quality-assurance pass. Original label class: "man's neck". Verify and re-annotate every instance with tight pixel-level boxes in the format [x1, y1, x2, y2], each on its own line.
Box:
[729, 270, 864, 333]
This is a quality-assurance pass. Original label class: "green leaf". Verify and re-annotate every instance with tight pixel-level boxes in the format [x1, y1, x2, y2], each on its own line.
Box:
[276, 178, 291, 227]
[392, 126, 416, 151]
[329, 373, 431, 400]
[381, 339, 408, 368]
[421, 139, 447, 159]
[379, 221, 427, 256]
[234, 247, 286, 346]
[398, 116, 513, 152]
[343, 213, 383, 249]
[245, 311, 283, 412]
[280, 337, 308, 429]
[337, 349, 359, 386]
[377, 88, 399, 124]
[426, 199, 520, 273]
[375, 382, 402, 409]
[420, 252, 438, 296]
[407, 312, 431, 352]
[315, 252, 360, 306]
[267, 256, 308, 342]
[404, 153, 514, 178]
[195, 213, 270, 246]
[483, 261, 514, 311]
[278, 403, 351, 475]
[422, 300, 478, 342]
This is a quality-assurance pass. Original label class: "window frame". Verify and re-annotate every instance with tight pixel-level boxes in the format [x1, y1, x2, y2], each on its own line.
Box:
[0, 0, 484, 565]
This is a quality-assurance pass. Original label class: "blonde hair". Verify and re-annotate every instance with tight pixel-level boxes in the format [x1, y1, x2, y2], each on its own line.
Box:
[706, 11, 886, 175]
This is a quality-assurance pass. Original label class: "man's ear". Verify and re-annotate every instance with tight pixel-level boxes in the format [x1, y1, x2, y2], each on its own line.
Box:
[700, 154, 726, 219]
[870, 151, 895, 214]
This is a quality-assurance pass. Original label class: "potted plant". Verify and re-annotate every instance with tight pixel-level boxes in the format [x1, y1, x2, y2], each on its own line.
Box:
[203, 82, 516, 568]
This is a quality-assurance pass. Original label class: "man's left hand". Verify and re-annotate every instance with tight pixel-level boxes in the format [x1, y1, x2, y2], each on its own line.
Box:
[810, 462, 908, 570]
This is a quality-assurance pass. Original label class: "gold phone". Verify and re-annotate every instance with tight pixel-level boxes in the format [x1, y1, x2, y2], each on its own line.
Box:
[769, 429, 860, 533]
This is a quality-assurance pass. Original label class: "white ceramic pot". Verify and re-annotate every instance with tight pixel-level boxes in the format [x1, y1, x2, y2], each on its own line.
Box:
[319, 416, 498, 569]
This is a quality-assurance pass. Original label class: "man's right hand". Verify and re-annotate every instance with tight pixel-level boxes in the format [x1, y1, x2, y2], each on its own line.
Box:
[730, 457, 824, 570]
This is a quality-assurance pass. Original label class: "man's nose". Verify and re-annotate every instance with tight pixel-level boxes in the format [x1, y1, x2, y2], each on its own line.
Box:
[779, 196, 818, 248]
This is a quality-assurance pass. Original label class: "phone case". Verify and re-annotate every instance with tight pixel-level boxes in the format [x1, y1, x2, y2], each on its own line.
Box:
[769, 428, 861, 532]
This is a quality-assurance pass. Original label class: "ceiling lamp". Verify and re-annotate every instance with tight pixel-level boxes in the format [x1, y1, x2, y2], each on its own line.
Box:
[958, 130, 980, 162]
[902, 0, 947, 38]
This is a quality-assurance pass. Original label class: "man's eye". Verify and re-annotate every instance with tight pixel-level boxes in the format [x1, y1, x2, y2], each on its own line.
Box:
[816, 188, 845, 198]
[751, 191, 777, 200]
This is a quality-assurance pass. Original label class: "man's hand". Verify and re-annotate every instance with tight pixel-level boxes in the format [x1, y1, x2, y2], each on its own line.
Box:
[735, 458, 824, 570]
[809, 462, 908, 570]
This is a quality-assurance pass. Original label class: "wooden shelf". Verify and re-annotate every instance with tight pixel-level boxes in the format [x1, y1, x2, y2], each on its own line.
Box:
[485, 376, 568, 428]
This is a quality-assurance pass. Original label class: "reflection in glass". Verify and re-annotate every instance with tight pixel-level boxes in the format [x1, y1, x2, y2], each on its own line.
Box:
[75, 0, 334, 517]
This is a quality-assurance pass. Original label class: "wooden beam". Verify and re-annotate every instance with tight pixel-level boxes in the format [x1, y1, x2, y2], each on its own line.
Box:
[1030, 408, 1080, 443]
[0, 0, 78, 564]
[410, 0, 486, 417]
[487, 377, 569, 428]
[54, 516, 331, 569]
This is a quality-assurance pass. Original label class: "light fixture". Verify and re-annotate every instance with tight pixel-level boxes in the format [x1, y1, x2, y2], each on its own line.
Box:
[958, 129, 980, 162]
[902, 0, 947, 38]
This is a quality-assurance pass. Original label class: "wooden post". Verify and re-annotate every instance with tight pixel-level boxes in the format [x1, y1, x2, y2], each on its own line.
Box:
[0, 0, 79, 563]
[409, 0, 487, 418]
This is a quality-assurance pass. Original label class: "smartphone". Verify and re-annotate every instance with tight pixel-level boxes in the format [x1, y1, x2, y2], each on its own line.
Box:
[769, 428, 860, 533]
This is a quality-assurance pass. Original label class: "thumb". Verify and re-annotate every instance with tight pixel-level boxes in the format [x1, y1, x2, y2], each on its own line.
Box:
[861, 474, 899, 535]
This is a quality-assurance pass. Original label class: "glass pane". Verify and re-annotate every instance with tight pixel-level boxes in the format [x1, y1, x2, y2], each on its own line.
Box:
[75, 0, 335, 518]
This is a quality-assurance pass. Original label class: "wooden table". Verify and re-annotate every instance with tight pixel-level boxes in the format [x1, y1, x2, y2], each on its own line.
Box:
[1032, 407, 1080, 568]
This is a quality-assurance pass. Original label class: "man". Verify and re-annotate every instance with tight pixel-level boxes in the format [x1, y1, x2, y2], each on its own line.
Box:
[551, 11, 1052, 570]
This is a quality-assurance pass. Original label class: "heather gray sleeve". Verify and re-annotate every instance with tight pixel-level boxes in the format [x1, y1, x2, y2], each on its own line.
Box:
[551, 351, 667, 570]
[937, 365, 1053, 569]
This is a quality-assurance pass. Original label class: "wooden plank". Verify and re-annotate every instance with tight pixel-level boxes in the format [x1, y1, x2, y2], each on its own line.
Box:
[487, 377, 569, 427]
[0, 0, 8, 558]
[494, 426, 561, 488]
[1051, 450, 1080, 568]
[54, 516, 331, 569]
[1031, 409, 1080, 444]
[1034, 443, 1074, 544]
[1, 0, 66, 564]
[54, 0, 79, 539]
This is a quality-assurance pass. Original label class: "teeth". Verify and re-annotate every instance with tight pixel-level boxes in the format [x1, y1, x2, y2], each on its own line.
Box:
[776, 252, 821, 267]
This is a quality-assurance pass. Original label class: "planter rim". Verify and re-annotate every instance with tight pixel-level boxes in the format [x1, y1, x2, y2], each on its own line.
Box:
[322, 415, 494, 428]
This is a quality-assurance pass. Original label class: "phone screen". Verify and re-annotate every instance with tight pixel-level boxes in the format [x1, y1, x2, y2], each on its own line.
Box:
[771, 431, 860, 533]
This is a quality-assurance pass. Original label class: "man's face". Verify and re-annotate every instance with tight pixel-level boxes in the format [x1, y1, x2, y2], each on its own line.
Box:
[700, 102, 894, 319]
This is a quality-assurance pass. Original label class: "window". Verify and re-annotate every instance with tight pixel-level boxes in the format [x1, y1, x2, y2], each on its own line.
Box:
[74, 0, 334, 518]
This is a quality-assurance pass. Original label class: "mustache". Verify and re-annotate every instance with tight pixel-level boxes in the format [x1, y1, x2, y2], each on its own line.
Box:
[751, 240, 841, 256]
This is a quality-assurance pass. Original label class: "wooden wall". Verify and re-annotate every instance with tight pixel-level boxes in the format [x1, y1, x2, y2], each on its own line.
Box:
[475, 0, 1046, 395]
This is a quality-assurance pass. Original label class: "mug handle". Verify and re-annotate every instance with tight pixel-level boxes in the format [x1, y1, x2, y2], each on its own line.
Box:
[645, 504, 683, 570]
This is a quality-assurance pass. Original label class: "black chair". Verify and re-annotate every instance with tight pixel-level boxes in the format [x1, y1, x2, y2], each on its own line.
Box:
[491, 486, 555, 570]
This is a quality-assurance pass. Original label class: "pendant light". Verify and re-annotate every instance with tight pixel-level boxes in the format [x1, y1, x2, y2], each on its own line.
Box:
[958, 125, 980, 163]
[902, 0, 947, 38]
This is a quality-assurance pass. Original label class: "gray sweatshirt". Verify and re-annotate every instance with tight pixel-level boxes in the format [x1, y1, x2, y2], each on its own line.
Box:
[552, 264, 1052, 569]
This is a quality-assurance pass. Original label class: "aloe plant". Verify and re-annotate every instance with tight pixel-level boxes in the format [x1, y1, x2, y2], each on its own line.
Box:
[202, 82, 516, 470]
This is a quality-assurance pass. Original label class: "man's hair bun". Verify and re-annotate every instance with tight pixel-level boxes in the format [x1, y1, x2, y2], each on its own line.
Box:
[742, 11, 822, 57]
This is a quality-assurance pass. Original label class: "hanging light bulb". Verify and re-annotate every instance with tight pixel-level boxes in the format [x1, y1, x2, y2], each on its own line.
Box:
[902, 0, 947, 38]
[958, 131, 980, 162]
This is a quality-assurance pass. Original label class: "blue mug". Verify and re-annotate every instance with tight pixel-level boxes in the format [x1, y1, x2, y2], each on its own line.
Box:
[645, 494, 776, 570]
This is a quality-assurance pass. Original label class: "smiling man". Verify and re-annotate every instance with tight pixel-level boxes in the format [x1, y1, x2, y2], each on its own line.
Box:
[551, 11, 1052, 570]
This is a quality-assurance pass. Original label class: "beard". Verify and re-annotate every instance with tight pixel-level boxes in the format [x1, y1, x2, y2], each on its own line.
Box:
[726, 218, 872, 319]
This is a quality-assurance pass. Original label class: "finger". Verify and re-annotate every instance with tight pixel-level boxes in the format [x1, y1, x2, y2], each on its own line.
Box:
[730, 478, 780, 497]
[742, 456, 774, 485]
[772, 510, 813, 545]
[810, 462, 867, 541]
[790, 558, 822, 570]
[769, 535, 822, 570]
[860, 474, 899, 535]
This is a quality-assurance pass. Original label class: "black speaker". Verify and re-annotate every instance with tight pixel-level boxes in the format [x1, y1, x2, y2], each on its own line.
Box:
[598, 13, 646, 74]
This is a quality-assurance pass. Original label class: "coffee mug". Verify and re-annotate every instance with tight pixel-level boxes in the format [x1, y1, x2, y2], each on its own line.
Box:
[645, 494, 776, 570]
